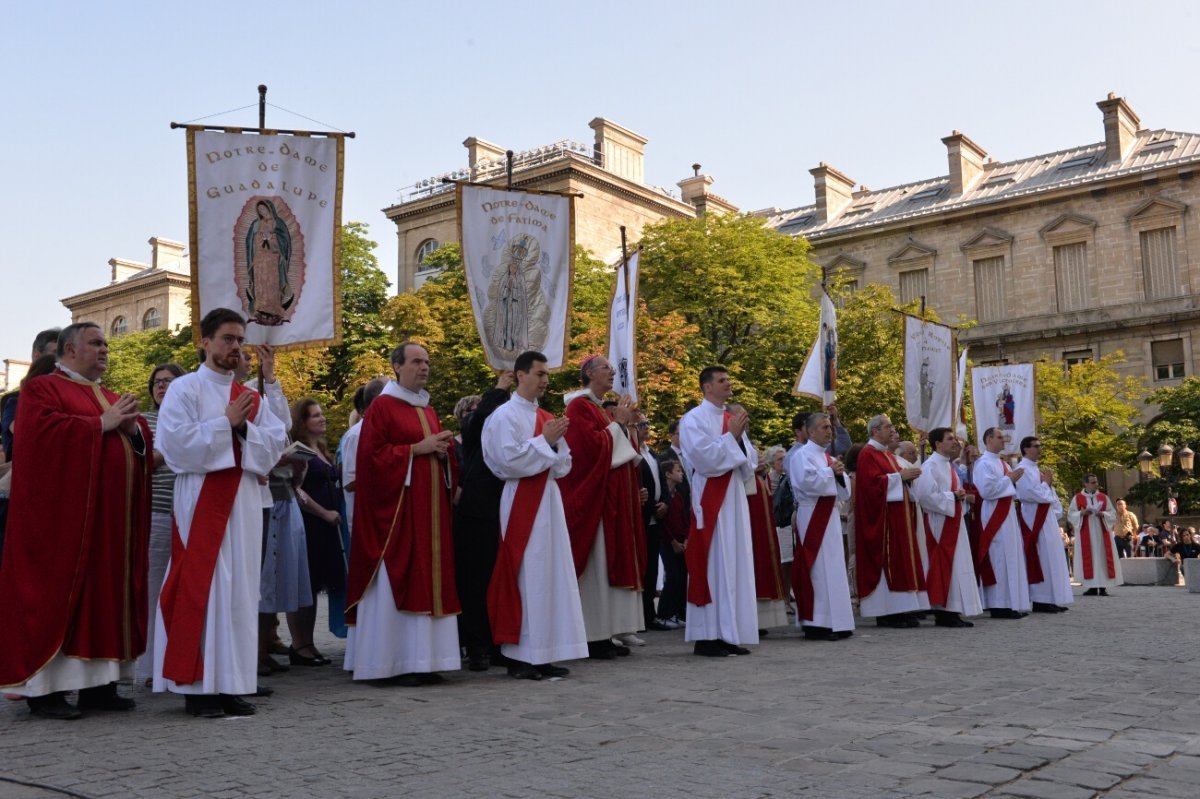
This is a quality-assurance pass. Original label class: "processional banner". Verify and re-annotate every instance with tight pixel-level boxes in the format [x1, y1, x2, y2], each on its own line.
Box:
[794, 290, 837, 404]
[954, 345, 969, 433]
[457, 183, 575, 370]
[970, 363, 1035, 456]
[902, 316, 955, 434]
[607, 250, 639, 401]
[186, 128, 344, 349]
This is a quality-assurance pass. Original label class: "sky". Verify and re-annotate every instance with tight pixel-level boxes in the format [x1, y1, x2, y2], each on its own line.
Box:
[4, 0, 1200, 364]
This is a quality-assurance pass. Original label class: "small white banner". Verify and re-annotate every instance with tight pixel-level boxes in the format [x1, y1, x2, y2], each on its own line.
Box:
[607, 250, 639, 401]
[457, 183, 574, 370]
[794, 290, 837, 404]
[188, 129, 344, 349]
[954, 345, 969, 435]
[903, 316, 955, 434]
[971, 362, 1036, 455]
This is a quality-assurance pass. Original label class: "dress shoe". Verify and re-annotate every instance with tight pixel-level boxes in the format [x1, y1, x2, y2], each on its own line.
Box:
[219, 694, 256, 716]
[646, 620, 672, 631]
[27, 692, 82, 720]
[720, 640, 751, 655]
[257, 663, 272, 677]
[507, 662, 542, 680]
[693, 640, 728, 657]
[1056, 605, 1070, 612]
[185, 695, 225, 718]
[417, 672, 445, 685]
[467, 652, 490, 672]
[391, 674, 422, 687]
[1032, 602, 1061, 614]
[934, 611, 974, 628]
[587, 640, 617, 660]
[989, 608, 1024, 619]
[288, 647, 328, 667]
[802, 626, 839, 641]
[758, 629, 769, 637]
[1098, 588, 1109, 596]
[535, 663, 570, 678]
[613, 644, 631, 656]
[875, 614, 905, 628]
[836, 630, 854, 639]
[77, 682, 136, 711]
[1082, 587, 1099, 596]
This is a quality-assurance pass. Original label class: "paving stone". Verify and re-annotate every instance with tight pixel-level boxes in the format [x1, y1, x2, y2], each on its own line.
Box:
[902, 777, 992, 797]
[1002, 777, 1098, 799]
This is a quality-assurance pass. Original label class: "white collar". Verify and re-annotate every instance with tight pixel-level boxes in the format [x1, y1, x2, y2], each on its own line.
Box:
[199, 363, 234, 385]
[56, 363, 98, 384]
[701, 399, 726, 413]
[867, 439, 887, 451]
[563, 387, 602, 406]
[383, 380, 429, 407]
[511, 393, 539, 409]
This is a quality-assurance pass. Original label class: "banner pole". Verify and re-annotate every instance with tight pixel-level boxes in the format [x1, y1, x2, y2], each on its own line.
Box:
[506, 150, 514, 189]
[258, 84, 267, 132]
[619, 225, 628, 281]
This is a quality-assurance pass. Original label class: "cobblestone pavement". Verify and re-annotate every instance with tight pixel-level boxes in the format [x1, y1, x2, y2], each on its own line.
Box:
[2, 582, 1199, 799]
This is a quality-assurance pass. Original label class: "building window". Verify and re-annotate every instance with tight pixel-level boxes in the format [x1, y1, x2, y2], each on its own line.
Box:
[973, 256, 1006, 323]
[142, 308, 161, 330]
[1140, 227, 1180, 300]
[111, 316, 128, 335]
[898, 269, 928, 305]
[1152, 339, 1186, 381]
[1054, 242, 1090, 311]
[1063, 349, 1093, 368]
[415, 239, 440, 271]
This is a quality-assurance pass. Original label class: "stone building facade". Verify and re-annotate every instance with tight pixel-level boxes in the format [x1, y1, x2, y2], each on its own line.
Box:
[384, 118, 734, 290]
[61, 237, 192, 337]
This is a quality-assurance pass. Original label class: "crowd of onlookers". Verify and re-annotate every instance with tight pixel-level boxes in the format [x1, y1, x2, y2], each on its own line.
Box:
[1059, 511, 1200, 579]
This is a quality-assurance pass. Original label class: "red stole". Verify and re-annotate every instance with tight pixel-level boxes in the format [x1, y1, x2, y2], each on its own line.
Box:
[923, 462, 963, 608]
[792, 452, 838, 621]
[685, 412, 735, 606]
[1015, 501, 1049, 584]
[853, 444, 925, 599]
[488, 407, 554, 645]
[159, 381, 260, 685]
[1075, 492, 1117, 580]
[976, 460, 1012, 587]
[748, 475, 787, 601]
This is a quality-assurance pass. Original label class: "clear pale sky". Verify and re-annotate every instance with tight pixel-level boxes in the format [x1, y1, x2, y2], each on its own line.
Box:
[4, 0, 1200, 363]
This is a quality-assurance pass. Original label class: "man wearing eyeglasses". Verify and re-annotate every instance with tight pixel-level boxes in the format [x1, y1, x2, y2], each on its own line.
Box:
[153, 308, 287, 718]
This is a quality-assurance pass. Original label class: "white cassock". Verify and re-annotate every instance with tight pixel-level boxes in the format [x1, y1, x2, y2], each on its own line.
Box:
[1068, 491, 1122, 590]
[913, 452, 982, 617]
[788, 440, 854, 632]
[341, 419, 363, 537]
[483, 394, 588, 664]
[974, 451, 1030, 612]
[1015, 458, 1072, 606]
[679, 400, 758, 645]
[153, 363, 287, 695]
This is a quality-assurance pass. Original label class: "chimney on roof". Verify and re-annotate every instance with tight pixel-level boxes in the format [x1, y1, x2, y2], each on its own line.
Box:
[149, 236, 186, 271]
[589, 118, 647, 183]
[678, 166, 738, 217]
[809, 163, 855, 223]
[1096, 93, 1141, 164]
[463, 137, 506, 179]
[941, 131, 987, 195]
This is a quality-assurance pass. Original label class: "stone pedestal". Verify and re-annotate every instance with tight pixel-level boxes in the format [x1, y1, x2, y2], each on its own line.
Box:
[1121, 557, 1179, 586]
[1184, 560, 1200, 593]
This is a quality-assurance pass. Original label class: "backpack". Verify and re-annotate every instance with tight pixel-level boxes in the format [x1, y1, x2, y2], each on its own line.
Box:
[772, 475, 795, 527]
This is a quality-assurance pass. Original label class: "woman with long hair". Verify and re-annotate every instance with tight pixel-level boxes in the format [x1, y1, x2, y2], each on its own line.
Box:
[289, 398, 344, 665]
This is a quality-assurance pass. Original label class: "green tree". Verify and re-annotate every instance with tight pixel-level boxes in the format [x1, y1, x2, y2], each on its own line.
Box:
[1125, 376, 1200, 513]
[104, 326, 197, 407]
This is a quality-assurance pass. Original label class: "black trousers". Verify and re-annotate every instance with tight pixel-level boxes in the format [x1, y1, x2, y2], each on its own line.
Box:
[454, 512, 500, 653]
[1115, 537, 1132, 558]
[642, 522, 661, 627]
[657, 538, 687, 622]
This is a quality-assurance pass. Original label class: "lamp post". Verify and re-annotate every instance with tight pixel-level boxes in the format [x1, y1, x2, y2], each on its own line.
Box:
[1138, 448, 1154, 523]
[1152, 442, 1194, 517]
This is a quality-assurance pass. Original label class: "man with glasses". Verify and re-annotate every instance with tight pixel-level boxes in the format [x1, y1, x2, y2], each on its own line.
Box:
[1014, 437, 1072, 613]
[154, 309, 288, 718]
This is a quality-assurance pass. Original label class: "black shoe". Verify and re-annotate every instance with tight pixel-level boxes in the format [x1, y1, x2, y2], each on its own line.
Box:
[901, 613, 920, 627]
[1056, 605, 1070, 612]
[184, 695, 225, 718]
[720, 640, 751, 655]
[1098, 588, 1109, 596]
[250, 686, 274, 698]
[1082, 588, 1099, 596]
[613, 644, 631, 657]
[391, 673, 422, 687]
[802, 626, 839, 641]
[645, 620, 672, 631]
[417, 673, 445, 685]
[934, 611, 974, 628]
[534, 663, 570, 678]
[467, 653, 490, 672]
[693, 640, 728, 657]
[587, 640, 617, 660]
[27, 692, 82, 720]
[836, 630, 854, 639]
[507, 662, 542, 680]
[77, 682, 136, 711]
[1032, 602, 1060, 614]
[989, 608, 1023, 619]
[218, 694, 256, 716]
[875, 614, 906, 628]
[262, 657, 289, 673]
[288, 647, 327, 666]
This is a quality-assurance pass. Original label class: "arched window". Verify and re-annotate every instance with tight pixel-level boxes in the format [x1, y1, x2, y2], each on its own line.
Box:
[142, 308, 161, 330]
[415, 239, 440, 271]
[111, 316, 128, 335]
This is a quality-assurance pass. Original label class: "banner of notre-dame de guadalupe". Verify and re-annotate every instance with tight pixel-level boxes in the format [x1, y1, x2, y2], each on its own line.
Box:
[457, 183, 575, 371]
[971, 362, 1036, 456]
[187, 128, 345, 349]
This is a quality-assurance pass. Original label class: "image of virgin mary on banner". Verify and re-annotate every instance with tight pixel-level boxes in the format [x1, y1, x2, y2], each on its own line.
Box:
[794, 290, 837, 403]
[903, 315, 954, 434]
[458, 183, 575, 370]
[970, 363, 1036, 455]
[186, 128, 345, 349]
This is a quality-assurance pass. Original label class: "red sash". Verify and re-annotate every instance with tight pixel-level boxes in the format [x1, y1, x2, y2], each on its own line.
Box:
[976, 495, 1012, 587]
[159, 381, 260, 685]
[488, 408, 554, 645]
[685, 412, 734, 607]
[1075, 492, 1117, 580]
[923, 463, 963, 608]
[1016, 502, 1050, 584]
[792, 487, 836, 622]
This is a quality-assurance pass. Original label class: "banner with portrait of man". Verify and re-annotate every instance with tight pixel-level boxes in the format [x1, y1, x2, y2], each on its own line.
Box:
[903, 315, 955, 434]
[186, 128, 345, 349]
[970, 362, 1036, 456]
[457, 183, 575, 370]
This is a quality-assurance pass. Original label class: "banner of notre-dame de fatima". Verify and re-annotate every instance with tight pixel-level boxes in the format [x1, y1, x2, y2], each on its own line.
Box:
[457, 183, 575, 371]
[187, 128, 345, 349]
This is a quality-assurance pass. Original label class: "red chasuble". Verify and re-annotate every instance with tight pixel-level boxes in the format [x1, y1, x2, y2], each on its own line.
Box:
[557, 396, 643, 589]
[747, 475, 787, 601]
[0, 371, 152, 686]
[345, 394, 460, 622]
[1074, 492, 1117, 580]
[853, 445, 926, 599]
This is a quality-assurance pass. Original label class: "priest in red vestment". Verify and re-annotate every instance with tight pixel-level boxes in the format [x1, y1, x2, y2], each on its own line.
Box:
[556, 355, 644, 660]
[854, 414, 929, 628]
[345, 342, 461, 685]
[0, 322, 152, 720]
